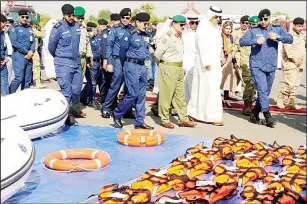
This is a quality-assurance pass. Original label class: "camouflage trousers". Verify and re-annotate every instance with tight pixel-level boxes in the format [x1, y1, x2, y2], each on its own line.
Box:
[241, 64, 256, 101]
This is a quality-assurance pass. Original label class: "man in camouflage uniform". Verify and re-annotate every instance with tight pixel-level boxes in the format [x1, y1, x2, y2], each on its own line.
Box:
[72, 6, 93, 118]
[31, 19, 47, 88]
[276, 17, 306, 110]
[231, 15, 257, 115]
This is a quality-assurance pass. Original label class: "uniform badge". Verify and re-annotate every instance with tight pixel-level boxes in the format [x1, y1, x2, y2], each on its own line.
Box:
[11, 28, 15, 32]
[50, 34, 55, 38]
[124, 36, 128, 41]
[103, 34, 107, 38]
[254, 19, 258, 22]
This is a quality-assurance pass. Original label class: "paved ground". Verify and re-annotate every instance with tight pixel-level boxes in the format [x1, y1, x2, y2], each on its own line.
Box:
[43, 69, 306, 148]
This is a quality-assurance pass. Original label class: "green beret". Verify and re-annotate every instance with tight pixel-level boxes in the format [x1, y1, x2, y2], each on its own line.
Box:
[172, 15, 186, 23]
[31, 19, 39, 25]
[248, 16, 260, 23]
[74, 6, 85, 17]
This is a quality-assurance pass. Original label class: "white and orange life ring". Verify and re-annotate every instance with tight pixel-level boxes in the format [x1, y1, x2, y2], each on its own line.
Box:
[117, 129, 165, 147]
[43, 148, 111, 172]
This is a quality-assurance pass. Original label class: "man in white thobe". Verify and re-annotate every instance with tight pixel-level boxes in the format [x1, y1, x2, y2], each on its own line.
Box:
[183, 16, 199, 103]
[187, 6, 225, 126]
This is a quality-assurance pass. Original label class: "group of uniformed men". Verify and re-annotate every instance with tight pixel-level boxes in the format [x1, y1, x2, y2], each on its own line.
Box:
[1, 5, 305, 129]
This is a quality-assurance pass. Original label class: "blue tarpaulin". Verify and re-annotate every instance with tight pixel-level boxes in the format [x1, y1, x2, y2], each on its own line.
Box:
[6, 125, 211, 203]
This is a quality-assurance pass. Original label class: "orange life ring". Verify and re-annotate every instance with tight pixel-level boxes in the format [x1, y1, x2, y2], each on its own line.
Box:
[117, 129, 165, 147]
[43, 148, 111, 172]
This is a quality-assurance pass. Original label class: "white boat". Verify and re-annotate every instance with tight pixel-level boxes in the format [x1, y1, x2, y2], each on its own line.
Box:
[1, 89, 69, 140]
[1, 122, 35, 203]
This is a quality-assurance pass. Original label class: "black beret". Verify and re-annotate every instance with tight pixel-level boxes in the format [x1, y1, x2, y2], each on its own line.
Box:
[119, 8, 131, 17]
[110, 13, 121, 21]
[135, 12, 150, 22]
[7, 18, 14, 24]
[0, 14, 7, 22]
[98, 19, 108, 25]
[258, 9, 271, 18]
[61, 4, 74, 15]
[293, 17, 305, 25]
[18, 9, 28, 16]
[87, 22, 97, 28]
[240, 15, 249, 22]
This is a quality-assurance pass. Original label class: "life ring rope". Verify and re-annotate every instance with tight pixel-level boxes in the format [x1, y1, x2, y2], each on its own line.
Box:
[42, 148, 111, 172]
[118, 129, 165, 147]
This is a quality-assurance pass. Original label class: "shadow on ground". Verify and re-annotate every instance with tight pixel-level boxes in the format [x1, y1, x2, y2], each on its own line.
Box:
[225, 109, 307, 134]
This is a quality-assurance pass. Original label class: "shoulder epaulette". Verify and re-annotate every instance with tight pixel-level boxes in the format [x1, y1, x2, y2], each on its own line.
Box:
[272, 23, 282, 27]
[129, 29, 137, 35]
[13, 22, 19, 27]
[113, 24, 119, 28]
[54, 22, 62, 29]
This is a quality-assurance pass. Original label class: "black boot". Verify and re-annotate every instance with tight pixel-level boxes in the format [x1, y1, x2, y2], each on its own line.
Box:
[249, 106, 261, 124]
[263, 111, 276, 128]
[65, 109, 78, 126]
[111, 112, 123, 128]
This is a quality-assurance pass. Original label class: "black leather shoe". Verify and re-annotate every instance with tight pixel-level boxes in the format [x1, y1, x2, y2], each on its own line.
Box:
[65, 109, 78, 126]
[101, 111, 111, 118]
[135, 124, 154, 130]
[111, 112, 123, 128]
[123, 112, 135, 119]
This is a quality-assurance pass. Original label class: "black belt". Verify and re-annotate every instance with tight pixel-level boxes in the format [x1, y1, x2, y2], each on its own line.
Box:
[112, 55, 120, 59]
[93, 59, 100, 62]
[127, 58, 145, 65]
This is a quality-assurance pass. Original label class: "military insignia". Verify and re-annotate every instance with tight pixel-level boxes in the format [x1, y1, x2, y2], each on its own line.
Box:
[50, 34, 55, 38]
[264, 14, 268, 17]
[254, 19, 257, 22]
[11, 28, 15, 32]
[54, 22, 62, 28]
[128, 12, 131, 15]
[103, 34, 107, 38]
[124, 36, 128, 41]
[162, 38, 166, 44]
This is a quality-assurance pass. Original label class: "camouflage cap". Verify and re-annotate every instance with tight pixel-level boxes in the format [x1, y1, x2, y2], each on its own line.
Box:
[248, 16, 260, 23]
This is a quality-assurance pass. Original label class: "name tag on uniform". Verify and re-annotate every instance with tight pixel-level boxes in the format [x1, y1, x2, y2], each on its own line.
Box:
[76, 29, 81, 32]
[135, 39, 140, 42]
[255, 34, 263, 37]
[18, 30, 23, 32]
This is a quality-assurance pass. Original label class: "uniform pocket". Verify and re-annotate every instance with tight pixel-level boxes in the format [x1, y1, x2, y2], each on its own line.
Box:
[59, 33, 72, 46]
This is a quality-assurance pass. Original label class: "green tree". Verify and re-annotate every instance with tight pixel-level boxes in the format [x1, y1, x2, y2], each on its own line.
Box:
[132, 3, 168, 23]
[39, 13, 52, 26]
[272, 12, 290, 20]
[85, 9, 112, 24]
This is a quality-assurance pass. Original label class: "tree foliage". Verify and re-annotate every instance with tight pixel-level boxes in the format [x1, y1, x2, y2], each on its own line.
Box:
[132, 3, 168, 23]
[85, 9, 112, 24]
[39, 13, 52, 26]
[272, 12, 290, 20]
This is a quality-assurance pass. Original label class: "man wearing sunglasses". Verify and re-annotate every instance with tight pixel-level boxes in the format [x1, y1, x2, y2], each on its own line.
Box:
[240, 9, 293, 128]
[48, 4, 82, 126]
[111, 12, 153, 129]
[155, 15, 196, 129]
[73, 6, 92, 118]
[102, 8, 135, 119]
[183, 16, 199, 103]
[8, 9, 35, 94]
[231, 15, 257, 116]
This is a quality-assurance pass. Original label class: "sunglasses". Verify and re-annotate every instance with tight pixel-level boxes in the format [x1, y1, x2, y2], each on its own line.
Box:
[261, 17, 269, 22]
[190, 21, 199, 25]
[21, 15, 29, 19]
[76, 17, 85, 20]
[122, 16, 131, 20]
[179, 23, 186, 27]
[215, 16, 222, 19]
[242, 21, 250, 25]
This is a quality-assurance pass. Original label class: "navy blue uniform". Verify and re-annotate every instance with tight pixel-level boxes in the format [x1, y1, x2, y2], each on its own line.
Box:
[48, 19, 82, 107]
[113, 29, 151, 126]
[240, 24, 293, 112]
[81, 34, 101, 105]
[1, 30, 9, 96]
[8, 22, 35, 93]
[96, 28, 112, 103]
[102, 24, 132, 114]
